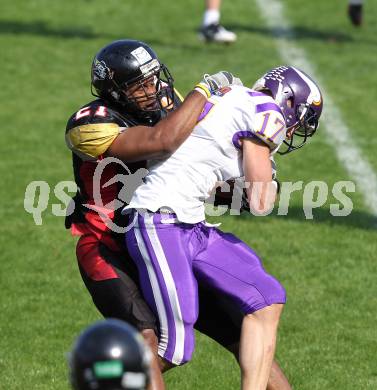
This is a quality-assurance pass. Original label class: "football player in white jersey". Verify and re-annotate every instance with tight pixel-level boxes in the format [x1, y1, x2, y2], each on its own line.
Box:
[123, 66, 323, 390]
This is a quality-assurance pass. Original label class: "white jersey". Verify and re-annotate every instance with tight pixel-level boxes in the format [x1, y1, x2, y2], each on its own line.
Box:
[124, 85, 286, 223]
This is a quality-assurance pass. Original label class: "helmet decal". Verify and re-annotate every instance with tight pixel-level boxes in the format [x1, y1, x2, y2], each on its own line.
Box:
[92, 59, 113, 81]
[93, 360, 123, 379]
[264, 66, 289, 82]
[293, 67, 322, 106]
[140, 59, 160, 77]
[131, 46, 153, 65]
[121, 372, 147, 388]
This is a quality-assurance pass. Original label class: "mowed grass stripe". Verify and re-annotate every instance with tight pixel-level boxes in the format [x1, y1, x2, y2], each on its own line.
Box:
[256, 0, 377, 217]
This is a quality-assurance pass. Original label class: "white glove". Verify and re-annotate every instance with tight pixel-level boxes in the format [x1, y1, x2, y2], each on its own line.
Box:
[195, 71, 243, 97]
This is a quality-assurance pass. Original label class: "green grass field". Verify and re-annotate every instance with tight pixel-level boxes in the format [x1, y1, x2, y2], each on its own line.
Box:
[1, 0, 377, 388]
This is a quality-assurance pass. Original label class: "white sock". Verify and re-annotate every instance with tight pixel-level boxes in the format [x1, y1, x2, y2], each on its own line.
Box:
[202, 9, 220, 27]
[349, 0, 363, 5]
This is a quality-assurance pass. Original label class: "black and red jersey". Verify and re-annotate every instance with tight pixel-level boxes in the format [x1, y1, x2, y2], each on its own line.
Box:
[65, 99, 169, 250]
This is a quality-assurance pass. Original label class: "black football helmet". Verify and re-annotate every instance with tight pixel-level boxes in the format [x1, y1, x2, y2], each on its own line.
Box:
[253, 66, 323, 154]
[69, 319, 151, 390]
[91, 39, 175, 122]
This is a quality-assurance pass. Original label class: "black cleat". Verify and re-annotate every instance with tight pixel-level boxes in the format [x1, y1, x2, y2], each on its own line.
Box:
[348, 4, 363, 26]
[199, 23, 237, 43]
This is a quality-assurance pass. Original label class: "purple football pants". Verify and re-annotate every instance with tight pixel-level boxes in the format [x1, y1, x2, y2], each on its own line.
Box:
[125, 211, 286, 365]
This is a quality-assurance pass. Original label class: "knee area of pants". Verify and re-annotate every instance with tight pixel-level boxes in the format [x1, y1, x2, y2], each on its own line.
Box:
[184, 315, 198, 329]
[176, 353, 194, 366]
[268, 278, 286, 302]
[277, 283, 287, 302]
[170, 343, 195, 366]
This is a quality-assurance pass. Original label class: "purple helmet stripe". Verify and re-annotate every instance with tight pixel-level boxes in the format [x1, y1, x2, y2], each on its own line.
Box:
[255, 102, 282, 115]
[290, 67, 312, 105]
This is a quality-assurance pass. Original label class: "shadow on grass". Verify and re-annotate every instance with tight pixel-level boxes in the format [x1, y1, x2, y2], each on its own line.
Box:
[0, 20, 113, 40]
[231, 206, 377, 231]
[226, 23, 355, 43]
[0, 20, 206, 51]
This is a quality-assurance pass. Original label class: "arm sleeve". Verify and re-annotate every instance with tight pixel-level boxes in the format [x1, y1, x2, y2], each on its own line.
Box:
[65, 122, 120, 161]
[232, 99, 286, 151]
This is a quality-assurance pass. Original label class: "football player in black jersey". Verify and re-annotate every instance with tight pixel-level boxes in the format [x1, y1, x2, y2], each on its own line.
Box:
[65, 39, 291, 390]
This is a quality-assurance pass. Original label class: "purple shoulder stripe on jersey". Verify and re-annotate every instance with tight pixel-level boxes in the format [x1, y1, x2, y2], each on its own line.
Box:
[232, 131, 257, 150]
[197, 101, 214, 121]
[255, 102, 283, 115]
[248, 91, 265, 97]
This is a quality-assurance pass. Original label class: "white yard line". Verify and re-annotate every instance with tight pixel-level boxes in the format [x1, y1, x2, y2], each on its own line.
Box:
[256, 0, 377, 216]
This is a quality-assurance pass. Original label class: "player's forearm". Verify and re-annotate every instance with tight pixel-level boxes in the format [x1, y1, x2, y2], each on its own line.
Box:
[105, 90, 205, 162]
[242, 139, 276, 215]
[153, 90, 206, 156]
[107, 71, 237, 162]
[246, 182, 277, 216]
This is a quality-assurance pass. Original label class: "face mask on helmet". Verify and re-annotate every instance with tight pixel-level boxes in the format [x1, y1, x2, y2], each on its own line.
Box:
[253, 66, 323, 155]
[280, 102, 320, 155]
[91, 40, 175, 122]
[119, 64, 175, 116]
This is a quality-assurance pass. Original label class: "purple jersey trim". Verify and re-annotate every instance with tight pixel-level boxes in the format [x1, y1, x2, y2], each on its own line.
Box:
[197, 101, 214, 121]
[248, 91, 265, 97]
[232, 131, 257, 150]
[136, 213, 177, 363]
[255, 102, 282, 115]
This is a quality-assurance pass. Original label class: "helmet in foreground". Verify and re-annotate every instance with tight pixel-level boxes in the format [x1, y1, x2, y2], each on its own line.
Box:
[253, 66, 323, 154]
[91, 39, 174, 121]
[69, 319, 151, 390]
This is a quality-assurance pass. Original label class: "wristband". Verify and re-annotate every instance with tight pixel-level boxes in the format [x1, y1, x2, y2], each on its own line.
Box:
[194, 83, 211, 98]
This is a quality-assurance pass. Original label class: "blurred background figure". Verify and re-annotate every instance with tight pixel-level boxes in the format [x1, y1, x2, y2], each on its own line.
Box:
[348, 0, 364, 26]
[199, 0, 237, 43]
[69, 319, 151, 390]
